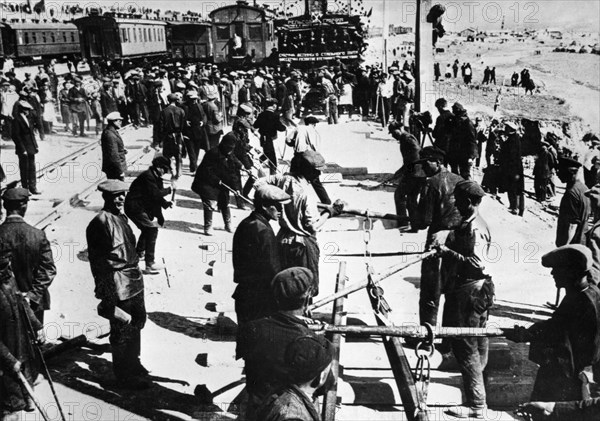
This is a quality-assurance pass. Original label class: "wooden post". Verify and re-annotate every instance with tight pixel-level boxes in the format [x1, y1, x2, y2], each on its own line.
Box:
[415, 0, 434, 113]
[322, 261, 347, 421]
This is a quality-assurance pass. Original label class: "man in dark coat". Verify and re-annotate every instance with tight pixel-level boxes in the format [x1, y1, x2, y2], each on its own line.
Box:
[412, 147, 463, 329]
[534, 140, 557, 202]
[101, 112, 127, 181]
[233, 184, 290, 326]
[499, 122, 525, 215]
[148, 81, 165, 149]
[0, 188, 56, 324]
[1, 246, 43, 418]
[68, 77, 87, 137]
[203, 91, 223, 151]
[507, 245, 600, 402]
[158, 94, 186, 179]
[258, 336, 334, 421]
[254, 99, 286, 175]
[99, 81, 119, 127]
[180, 91, 207, 173]
[124, 157, 173, 275]
[124, 74, 148, 128]
[556, 157, 590, 247]
[432, 98, 453, 160]
[191, 133, 242, 235]
[237, 267, 319, 421]
[450, 102, 477, 180]
[86, 180, 150, 389]
[11, 101, 40, 195]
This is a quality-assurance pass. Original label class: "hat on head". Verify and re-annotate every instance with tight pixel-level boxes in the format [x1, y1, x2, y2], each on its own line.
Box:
[300, 150, 326, 170]
[285, 336, 334, 384]
[254, 184, 291, 206]
[454, 180, 485, 198]
[559, 156, 582, 169]
[585, 184, 600, 201]
[106, 111, 123, 121]
[304, 115, 319, 125]
[1, 81, 9, 86]
[219, 132, 238, 154]
[541, 244, 592, 273]
[188, 81, 198, 88]
[272, 267, 314, 302]
[176, 81, 186, 89]
[2, 187, 30, 202]
[151, 156, 172, 172]
[98, 180, 128, 194]
[238, 104, 253, 117]
[230, 71, 238, 77]
[401, 70, 414, 81]
[167, 93, 179, 102]
[419, 146, 446, 162]
[186, 90, 199, 99]
[504, 121, 518, 133]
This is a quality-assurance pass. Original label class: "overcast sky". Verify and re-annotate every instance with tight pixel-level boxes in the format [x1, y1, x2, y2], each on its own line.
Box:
[24, 0, 600, 32]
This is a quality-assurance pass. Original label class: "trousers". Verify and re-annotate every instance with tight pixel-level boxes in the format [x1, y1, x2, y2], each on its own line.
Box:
[110, 292, 147, 380]
[18, 154, 36, 191]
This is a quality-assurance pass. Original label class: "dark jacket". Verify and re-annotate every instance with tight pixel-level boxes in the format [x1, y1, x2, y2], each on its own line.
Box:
[237, 312, 315, 401]
[450, 113, 478, 161]
[550, 397, 600, 421]
[258, 385, 321, 421]
[500, 133, 524, 177]
[124, 168, 172, 225]
[181, 100, 208, 149]
[101, 124, 127, 176]
[124, 81, 147, 104]
[203, 100, 223, 136]
[0, 216, 56, 310]
[432, 109, 454, 154]
[232, 211, 281, 323]
[254, 109, 286, 139]
[192, 146, 242, 200]
[414, 168, 463, 233]
[86, 210, 144, 303]
[99, 88, 118, 117]
[11, 113, 37, 156]
[67, 86, 87, 113]
[0, 267, 42, 413]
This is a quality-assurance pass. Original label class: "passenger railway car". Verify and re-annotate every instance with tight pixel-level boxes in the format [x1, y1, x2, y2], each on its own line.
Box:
[209, 0, 277, 64]
[0, 20, 80, 64]
[74, 12, 168, 62]
[167, 19, 213, 62]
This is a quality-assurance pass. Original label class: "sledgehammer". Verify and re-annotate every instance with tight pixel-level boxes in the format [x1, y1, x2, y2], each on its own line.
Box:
[194, 379, 247, 404]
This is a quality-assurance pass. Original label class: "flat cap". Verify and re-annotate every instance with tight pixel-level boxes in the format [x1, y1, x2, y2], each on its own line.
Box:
[2, 187, 30, 202]
[238, 104, 253, 116]
[186, 90, 199, 99]
[419, 146, 446, 162]
[504, 121, 518, 133]
[152, 156, 171, 172]
[167, 93, 179, 102]
[541, 244, 592, 272]
[272, 267, 314, 301]
[188, 81, 198, 88]
[401, 70, 414, 81]
[304, 115, 319, 125]
[585, 184, 600, 201]
[559, 156, 582, 169]
[455, 180, 485, 198]
[300, 150, 326, 170]
[106, 111, 123, 121]
[98, 180, 128, 194]
[230, 71, 238, 77]
[176, 81, 186, 89]
[254, 184, 291, 205]
[285, 335, 334, 384]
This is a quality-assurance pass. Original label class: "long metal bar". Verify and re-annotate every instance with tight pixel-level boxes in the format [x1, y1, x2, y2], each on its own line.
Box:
[308, 324, 509, 338]
[316, 203, 409, 222]
[309, 251, 436, 311]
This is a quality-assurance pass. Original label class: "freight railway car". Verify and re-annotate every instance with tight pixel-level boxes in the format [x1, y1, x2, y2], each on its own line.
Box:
[0, 20, 81, 64]
[166, 19, 213, 62]
[74, 12, 168, 63]
[209, 0, 277, 64]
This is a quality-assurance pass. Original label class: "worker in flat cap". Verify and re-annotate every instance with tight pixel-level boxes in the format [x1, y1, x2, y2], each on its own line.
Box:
[202, 86, 224, 151]
[434, 179, 493, 419]
[258, 335, 334, 421]
[256, 151, 345, 295]
[101, 112, 127, 181]
[233, 184, 291, 326]
[86, 180, 150, 389]
[180, 89, 208, 173]
[67, 76, 88, 137]
[254, 98, 286, 175]
[409, 146, 463, 335]
[0, 240, 45, 419]
[499, 120, 525, 216]
[237, 267, 321, 421]
[191, 133, 243, 235]
[11, 101, 41, 195]
[585, 184, 600, 285]
[158, 93, 186, 179]
[506, 244, 600, 404]
[124, 156, 173, 275]
[0, 187, 56, 324]
[125, 70, 148, 128]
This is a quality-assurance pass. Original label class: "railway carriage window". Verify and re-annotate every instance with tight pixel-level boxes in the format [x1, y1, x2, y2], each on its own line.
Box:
[133, 28, 137, 42]
[23, 32, 29, 45]
[216, 25, 229, 40]
[42, 32, 47, 43]
[51, 32, 55, 43]
[70, 32, 75, 43]
[63, 32, 67, 42]
[143, 28, 146, 42]
[128, 28, 131, 42]
[248, 24, 262, 40]
[138, 28, 142, 42]
[154, 28, 157, 42]
[32, 32, 37, 43]
[122, 28, 127, 42]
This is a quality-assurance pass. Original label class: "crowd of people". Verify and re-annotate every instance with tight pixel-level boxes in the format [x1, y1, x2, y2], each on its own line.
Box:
[0, 55, 599, 421]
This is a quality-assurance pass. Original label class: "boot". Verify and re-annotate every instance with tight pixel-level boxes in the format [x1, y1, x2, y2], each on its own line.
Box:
[223, 209, 233, 233]
[204, 209, 213, 236]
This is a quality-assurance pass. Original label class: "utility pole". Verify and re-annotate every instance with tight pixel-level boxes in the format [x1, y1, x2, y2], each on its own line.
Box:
[382, 0, 388, 72]
[415, 0, 434, 113]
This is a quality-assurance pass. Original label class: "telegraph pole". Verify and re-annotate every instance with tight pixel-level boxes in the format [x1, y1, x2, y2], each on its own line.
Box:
[415, 0, 434, 112]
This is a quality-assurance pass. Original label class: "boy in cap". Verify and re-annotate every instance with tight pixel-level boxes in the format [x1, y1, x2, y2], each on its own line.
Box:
[507, 244, 600, 403]
[233, 184, 291, 325]
[11, 101, 40, 194]
[435, 180, 493, 419]
[237, 267, 320, 421]
[258, 335, 334, 421]
[101, 112, 127, 181]
[124, 157, 173, 274]
[0, 243, 44, 419]
[86, 180, 150, 389]
[0, 188, 56, 324]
